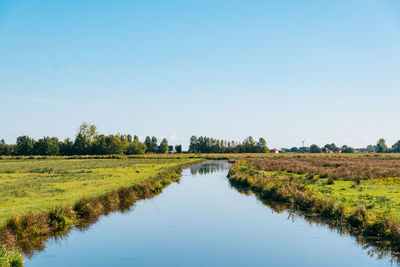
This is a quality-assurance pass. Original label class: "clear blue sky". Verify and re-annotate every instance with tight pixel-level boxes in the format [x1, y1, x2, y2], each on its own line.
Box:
[1, 0, 399, 149]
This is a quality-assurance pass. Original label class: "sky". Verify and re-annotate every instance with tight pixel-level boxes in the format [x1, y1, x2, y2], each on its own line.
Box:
[1, 0, 400, 149]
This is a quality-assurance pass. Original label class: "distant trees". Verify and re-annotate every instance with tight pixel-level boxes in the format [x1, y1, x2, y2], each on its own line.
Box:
[6, 126, 400, 156]
[34, 137, 59, 155]
[391, 141, 400, 153]
[324, 143, 340, 153]
[341, 145, 355, 153]
[15, 136, 35, 155]
[188, 136, 269, 153]
[159, 138, 169, 154]
[376, 138, 388, 153]
[0, 123, 173, 156]
[310, 144, 322, 153]
[175, 144, 182, 153]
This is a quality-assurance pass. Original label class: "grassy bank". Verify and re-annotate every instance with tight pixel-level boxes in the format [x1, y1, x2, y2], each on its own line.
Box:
[228, 158, 400, 259]
[0, 157, 203, 265]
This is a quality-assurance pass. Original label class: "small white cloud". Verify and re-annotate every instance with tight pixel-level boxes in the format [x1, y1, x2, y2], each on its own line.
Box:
[68, 67, 75, 73]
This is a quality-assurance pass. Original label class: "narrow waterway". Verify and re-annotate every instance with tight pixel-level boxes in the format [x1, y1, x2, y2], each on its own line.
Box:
[26, 160, 393, 266]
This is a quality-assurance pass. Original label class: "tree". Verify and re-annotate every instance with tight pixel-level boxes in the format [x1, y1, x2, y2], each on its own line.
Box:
[0, 139, 13, 156]
[159, 138, 168, 154]
[391, 140, 400, 153]
[78, 122, 97, 141]
[324, 143, 339, 153]
[73, 123, 98, 155]
[126, 140, 146, 155]
[15, 136, 35, 155]
[366, 145, 376, 153]
[151, 137, 158, 152]
[188, 136, 198, 153]
[59, 138, 74, 155]
[34, 137, 59, 155]
[145, 136, 152, 152]
[376, 138, 387, 153]
[256, 138, 269, 153]
[310, 144, 322, 153]
[341, 145, 355, 153]
[175, 144, 182, 153]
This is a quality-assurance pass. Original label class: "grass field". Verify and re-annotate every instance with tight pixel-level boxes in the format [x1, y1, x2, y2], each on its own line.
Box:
[0, 157, 200, 225]
[244, 156, 400, 221]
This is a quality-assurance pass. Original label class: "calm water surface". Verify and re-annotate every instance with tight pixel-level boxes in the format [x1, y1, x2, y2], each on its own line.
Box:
[26, 160, 393, 266]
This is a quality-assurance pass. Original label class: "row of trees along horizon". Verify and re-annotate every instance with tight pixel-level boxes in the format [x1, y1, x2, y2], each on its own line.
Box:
[280, 138, 400, 153]
[1, 123, 398, 156]
[0, 123, 269, 156]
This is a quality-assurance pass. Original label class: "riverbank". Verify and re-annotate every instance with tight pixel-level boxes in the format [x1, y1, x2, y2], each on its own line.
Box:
[0, 157, 204, 266]
[228, 159, 400, 260]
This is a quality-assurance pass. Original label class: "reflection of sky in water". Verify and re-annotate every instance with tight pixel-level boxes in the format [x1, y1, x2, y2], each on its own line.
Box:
[26, 160, 394, 267]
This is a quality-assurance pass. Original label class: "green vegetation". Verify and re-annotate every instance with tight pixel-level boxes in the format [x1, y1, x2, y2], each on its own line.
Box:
[0, 157, 203, 261]
[0, 123, 177, 156]
[0, 157, 199, 225]
[0, 246, 23, 267]
[228, 155, 400, 256]
[188, 136, 269, 153]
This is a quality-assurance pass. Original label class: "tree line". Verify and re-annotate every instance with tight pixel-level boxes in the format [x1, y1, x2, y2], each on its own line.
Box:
[188, 136, 269, 153]
[0, 123, 180, 156]
[280, 138, 400, 154]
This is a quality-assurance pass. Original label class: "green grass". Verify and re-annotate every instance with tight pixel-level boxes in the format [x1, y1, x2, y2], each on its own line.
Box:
[251, 168, 400, 223]
[307, 177, 400, 221]
[0, 158, 199, 225]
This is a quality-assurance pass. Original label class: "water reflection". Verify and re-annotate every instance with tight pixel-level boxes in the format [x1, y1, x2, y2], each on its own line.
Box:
[229, 181, 400, 265]
[25, 160, 395, 267]
[189, 160, 231, 176]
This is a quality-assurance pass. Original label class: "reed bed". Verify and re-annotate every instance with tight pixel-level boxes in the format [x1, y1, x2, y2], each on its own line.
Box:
[246, 156, 400, 181]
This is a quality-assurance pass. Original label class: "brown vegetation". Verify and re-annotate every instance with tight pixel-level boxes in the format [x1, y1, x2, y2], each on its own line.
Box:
[246, 156, 400, 180]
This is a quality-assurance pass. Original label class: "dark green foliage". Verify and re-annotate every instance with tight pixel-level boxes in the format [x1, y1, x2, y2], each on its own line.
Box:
[15, 136, 35, 156]
[33, 137, 59, 155]
[188, 136, 269, 153]
[376, 138, 388, 153]
[175, 144, 182, 153]
[341, 145, 355, 153]
[310, 144, 322, 153]
[126, 140, 146, 155]
[159, 138, 168, 154]
[1, 123, 151, 156]
[391, 140, 400, 153]
[145, 136, 158, 153]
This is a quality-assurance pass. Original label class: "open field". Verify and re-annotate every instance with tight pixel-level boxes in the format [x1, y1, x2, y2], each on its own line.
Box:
[0, 157, 200, 225]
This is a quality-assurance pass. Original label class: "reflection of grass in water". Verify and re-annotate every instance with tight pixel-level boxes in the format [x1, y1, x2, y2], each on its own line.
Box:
[228, 179, 400, 264]
[228, 160, 400, 264]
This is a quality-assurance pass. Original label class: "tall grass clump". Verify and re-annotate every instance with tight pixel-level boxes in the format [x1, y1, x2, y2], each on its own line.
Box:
[0, 247, 23, 267]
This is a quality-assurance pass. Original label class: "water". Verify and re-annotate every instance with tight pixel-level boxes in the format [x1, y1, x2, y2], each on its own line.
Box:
[26, 160, 393, 266]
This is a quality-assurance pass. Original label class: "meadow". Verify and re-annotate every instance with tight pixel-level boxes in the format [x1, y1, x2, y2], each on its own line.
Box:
[0, 157, 200, 225]
[2, 153, 400, 266]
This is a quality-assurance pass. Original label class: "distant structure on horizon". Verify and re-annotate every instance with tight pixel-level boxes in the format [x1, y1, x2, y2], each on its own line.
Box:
[270, 148, 280, 154]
